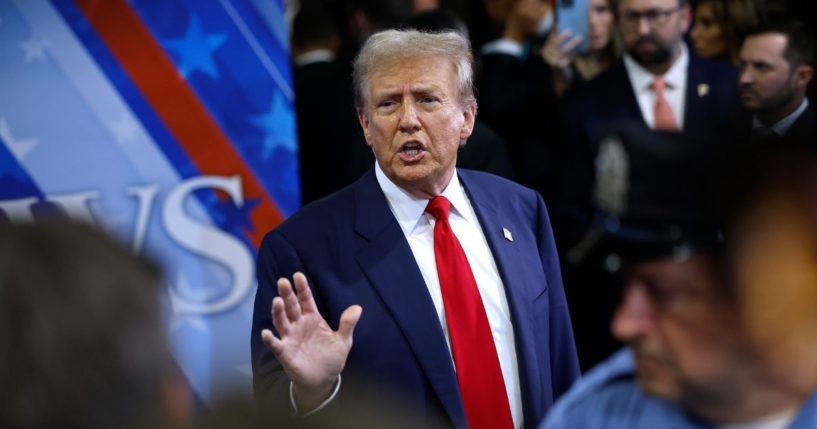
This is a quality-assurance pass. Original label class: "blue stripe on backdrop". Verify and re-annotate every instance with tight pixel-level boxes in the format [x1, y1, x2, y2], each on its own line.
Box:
[129, 0, 300, 215]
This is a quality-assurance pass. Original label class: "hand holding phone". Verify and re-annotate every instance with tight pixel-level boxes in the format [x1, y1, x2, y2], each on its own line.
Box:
[556, 0, 589, 54]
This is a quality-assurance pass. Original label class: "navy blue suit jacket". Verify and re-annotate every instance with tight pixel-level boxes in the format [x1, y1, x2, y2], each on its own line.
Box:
[552, 54, 740, 249]
[251, 168, 580, 428]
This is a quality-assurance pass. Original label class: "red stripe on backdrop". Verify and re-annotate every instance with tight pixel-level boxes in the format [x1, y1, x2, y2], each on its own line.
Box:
[74, 0, 284, 248]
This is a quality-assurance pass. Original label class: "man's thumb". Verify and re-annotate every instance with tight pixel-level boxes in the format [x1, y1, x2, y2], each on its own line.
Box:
[337, 305, 362, 341]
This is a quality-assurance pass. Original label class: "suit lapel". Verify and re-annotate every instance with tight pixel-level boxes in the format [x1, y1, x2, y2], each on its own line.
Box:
[459, 171, 544, 427]
[352, 169, 467, 428]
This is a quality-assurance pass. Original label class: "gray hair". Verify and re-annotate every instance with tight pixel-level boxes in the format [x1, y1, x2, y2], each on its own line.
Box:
[353, 29, 477, 109]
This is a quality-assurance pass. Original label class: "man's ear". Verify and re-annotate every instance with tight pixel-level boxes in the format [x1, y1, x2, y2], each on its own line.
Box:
[459, 103, 477, 140]
[793, 64, 815, 90]
[357, 107, 373, 147]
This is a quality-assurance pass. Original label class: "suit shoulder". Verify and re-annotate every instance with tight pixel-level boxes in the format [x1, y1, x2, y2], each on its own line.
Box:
[264, 183, 357, 243]
[458, 169, 538, 199]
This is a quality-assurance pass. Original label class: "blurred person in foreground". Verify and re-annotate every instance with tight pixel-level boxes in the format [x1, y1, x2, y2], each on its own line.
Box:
[251, 29, 579, 429]
[0, 220, 189, 429]
[728, 151, 817, 425]
[738, 20, 817, 147]
[541, 147, 816, 428]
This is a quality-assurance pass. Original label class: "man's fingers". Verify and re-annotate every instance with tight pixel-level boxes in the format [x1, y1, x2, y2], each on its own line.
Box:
[293, 272, 318, 314]
[337, 305, 363, 343]
[278, 277, 302, 322]
[261, 329, 285, 356]
[271, 296, 292, 336]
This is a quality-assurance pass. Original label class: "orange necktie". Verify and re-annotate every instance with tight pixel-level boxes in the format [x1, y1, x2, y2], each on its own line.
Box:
[652, 77, 678, 131]
[426, 196, 514, 429]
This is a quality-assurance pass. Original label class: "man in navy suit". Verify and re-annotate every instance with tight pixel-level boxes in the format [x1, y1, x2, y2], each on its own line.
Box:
[551, 0, 740, 370]
[251, 29, 580, 429]
[738, 20, 816, 148]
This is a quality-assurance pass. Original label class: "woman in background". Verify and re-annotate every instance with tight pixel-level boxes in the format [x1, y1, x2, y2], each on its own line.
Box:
[541, 0, 618, 97]
[690, 0, 765, 64]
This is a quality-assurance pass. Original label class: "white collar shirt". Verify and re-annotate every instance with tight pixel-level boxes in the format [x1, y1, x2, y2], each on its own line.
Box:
[623, 43, 689, 130]
[375, 163, 523, 428]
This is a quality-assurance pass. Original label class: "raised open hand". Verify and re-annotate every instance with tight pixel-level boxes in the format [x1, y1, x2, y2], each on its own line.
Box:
[261, 272, 362, 409]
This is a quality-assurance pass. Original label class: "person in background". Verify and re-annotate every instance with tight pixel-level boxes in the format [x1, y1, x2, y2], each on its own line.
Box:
[252, 29, 579, 429]
[738, 19, 816, 147]
[541, 0, 619, 97]
[291, 1, 372, 204]
[689, 0, 764, 64]
[552, 0, 740, 370]
[476, 0, 558, 194]
[0, 220, 190, 429]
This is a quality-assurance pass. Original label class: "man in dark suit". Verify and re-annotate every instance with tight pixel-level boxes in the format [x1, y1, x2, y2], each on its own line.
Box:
[551, 0, 740, 370]
[738, 20, 816, 148]
[252, 29, 580, 429]
[291, 3, 373, 204]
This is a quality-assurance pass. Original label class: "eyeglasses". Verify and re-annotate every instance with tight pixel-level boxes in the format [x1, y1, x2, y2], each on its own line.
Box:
[620, 7, 681, 27]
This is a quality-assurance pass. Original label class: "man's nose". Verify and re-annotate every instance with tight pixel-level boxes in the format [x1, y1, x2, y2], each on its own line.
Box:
[398, 102, 421, 133]
[611, 282, 654, 343]
[637, 16, 652, 36]
[738, 67, 754, 85]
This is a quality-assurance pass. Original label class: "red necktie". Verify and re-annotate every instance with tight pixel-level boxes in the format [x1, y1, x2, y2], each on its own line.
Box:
[652, 77, 678, 131]
[425, 196, 514, 429]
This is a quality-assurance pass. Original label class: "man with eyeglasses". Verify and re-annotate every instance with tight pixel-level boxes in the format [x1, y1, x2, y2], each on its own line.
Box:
[549, 0, 742, 371]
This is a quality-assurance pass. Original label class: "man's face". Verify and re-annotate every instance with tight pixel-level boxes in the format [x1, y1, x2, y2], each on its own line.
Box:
[618, 0, 691, 69]
[612, 254, 745, 404]
[738, 34, 797, 114]
[358, 56, 475, 198]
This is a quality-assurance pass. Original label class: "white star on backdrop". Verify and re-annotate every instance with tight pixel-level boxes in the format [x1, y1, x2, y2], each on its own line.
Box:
[19, 34, 50, 64]
[0, 117, 39, 160]
[109, 114, 140, 144]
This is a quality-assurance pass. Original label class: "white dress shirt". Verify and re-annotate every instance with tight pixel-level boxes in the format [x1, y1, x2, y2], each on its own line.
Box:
[480, 38, 525, 59]
[623, 43, 689, 130]
[375, 164, 524, 428]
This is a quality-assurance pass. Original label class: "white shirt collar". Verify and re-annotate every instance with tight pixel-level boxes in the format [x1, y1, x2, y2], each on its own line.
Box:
[752, 99, 810, 136]
[623, 42, 689, 92]
[374, 163, 474, 236]
[294, 49, 336, 68]
[480, 38, 525, 59]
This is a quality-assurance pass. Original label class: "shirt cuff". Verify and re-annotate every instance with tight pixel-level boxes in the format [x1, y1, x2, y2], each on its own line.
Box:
[289, 375, 341, 417]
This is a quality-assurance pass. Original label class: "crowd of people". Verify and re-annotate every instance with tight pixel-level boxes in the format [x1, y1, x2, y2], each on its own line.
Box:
[4, 0, 817, 428]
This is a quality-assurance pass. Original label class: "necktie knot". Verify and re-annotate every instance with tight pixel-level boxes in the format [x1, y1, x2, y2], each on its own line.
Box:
[425, 196, 451, 221]
[651, 77, 667, 94]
